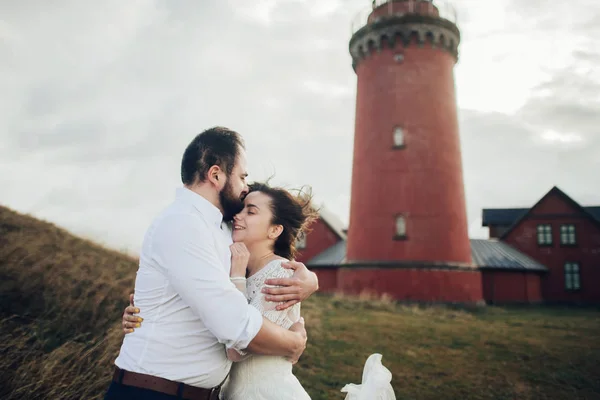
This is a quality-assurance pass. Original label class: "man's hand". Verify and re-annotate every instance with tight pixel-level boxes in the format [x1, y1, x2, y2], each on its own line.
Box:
[263, 261, 319, 310]
[286, 317, 307, 364]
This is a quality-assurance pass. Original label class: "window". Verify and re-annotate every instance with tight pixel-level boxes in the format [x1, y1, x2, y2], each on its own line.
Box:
[393, 126, 405, 148]
[394, 215, 407, 239]
[560, 224, 576, 245]
[564, 262, 580, 291]
[295, 233, 306, 249]
[536, 224, 552, 245]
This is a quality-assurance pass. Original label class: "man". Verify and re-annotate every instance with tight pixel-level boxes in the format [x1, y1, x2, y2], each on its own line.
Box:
[104, 127, 319, 400]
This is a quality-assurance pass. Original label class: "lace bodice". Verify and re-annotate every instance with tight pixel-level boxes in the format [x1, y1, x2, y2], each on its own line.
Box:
[245, 259, 301, 329]
[220, 259, 310, 400]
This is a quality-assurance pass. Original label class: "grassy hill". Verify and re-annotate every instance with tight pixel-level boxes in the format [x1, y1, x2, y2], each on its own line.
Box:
[1, 205, 600, 399]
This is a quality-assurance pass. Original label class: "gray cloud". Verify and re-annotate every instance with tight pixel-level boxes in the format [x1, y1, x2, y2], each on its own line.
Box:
[1, 0, 599, 251]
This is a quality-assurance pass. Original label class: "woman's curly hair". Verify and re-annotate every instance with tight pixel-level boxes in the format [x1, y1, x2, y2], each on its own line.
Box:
[247, 182, 319, 260]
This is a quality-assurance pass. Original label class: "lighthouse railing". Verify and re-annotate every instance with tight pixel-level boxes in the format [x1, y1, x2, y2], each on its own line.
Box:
[350, 0, 458, 35]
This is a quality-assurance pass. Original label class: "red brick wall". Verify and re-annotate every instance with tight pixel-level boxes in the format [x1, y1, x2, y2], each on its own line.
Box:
[294, 218, 341, 264]
[336, 267, 483, 303]
[346, 24, 471, 265]
[481, 271, 543, 304]
[503, 193, 600, 304]
[311, 268, 338, 293]
[526, 273, 543, 302]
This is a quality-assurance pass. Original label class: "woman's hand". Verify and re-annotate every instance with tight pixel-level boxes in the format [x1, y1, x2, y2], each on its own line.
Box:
[122, 293, 142, 334]
[230, 242, 250, 278]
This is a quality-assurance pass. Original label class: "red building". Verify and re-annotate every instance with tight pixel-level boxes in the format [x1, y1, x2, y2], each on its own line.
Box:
[295, 207, 346, 293]
[297, 1, 597, 305]
[295, 207, 346, 264]
[301, 225, 548, 305]
[483, 186, 600, 305]
[300, 186, 600, 305]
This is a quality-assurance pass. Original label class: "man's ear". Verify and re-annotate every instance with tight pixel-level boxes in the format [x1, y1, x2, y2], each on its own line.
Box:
[268, 225, 284, 240]
[207, 165, 225, 188]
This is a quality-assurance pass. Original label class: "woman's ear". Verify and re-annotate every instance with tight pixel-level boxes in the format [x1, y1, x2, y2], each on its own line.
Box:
[268, 224, 284, 240]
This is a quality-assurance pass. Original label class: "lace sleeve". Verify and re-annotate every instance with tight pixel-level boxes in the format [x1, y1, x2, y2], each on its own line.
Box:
[250, 264, 301, 330]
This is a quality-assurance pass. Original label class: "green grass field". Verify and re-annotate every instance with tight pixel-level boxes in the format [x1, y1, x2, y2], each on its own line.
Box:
[2, 205, 599, 399]
[296, 295, 600, 399]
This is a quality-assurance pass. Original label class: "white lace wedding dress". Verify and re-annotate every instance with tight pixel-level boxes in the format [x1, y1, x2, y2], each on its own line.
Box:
[220, 259, 311, 400]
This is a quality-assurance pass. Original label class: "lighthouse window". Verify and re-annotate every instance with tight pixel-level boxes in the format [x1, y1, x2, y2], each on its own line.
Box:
[393, 126, 405, 148]
[394, 215, 407, 239]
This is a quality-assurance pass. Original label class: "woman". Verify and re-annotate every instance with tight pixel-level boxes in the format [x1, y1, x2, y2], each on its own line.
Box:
[122, 181, 318, 399]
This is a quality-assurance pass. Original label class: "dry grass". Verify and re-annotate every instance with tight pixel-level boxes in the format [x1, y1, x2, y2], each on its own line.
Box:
[1, 205, 135, 399]
[2, 205, 600, 399]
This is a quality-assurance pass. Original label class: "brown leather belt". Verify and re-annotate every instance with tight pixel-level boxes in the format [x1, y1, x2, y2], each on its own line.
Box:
[112, 366, 223, 400]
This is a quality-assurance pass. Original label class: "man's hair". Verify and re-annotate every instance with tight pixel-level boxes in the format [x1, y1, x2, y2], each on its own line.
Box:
[180, 126, 245, 185]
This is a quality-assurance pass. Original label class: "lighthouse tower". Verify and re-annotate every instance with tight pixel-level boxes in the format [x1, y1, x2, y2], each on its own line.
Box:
[342, 0, 483, 303]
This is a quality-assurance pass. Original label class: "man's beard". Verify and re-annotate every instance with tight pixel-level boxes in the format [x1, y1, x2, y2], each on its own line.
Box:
[220, 180, 244, 222]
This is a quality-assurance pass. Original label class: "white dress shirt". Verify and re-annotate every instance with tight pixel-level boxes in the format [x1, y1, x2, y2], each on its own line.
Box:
[114, 187, 263, 388]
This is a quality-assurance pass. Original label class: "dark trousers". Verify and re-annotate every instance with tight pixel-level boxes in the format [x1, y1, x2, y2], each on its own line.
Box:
[104, 381, 184, 400]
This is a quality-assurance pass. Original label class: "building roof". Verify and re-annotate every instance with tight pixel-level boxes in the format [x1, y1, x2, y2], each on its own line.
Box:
[307, 240, 347, 267]
[482, 187, 600, 227]
[496, 186, 600, 240]
[317, 205, 347, 240]
[581, 206, 600, 221]
[469, 239, 547, 271]
[307, 239, 548, 272]
[481, 208, 528, 226]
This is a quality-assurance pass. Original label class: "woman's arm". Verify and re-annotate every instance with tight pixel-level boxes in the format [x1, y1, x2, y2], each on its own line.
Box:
[229, 243, 249, 298]
[227, 243, 250, 361]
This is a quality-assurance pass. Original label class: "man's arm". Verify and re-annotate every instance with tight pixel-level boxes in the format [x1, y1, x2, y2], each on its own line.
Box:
[153, 214, 305, 360]
[262, 261, 319, 310]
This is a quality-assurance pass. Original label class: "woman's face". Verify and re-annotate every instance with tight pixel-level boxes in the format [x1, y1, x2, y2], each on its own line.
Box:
[232, 191, 277, 245]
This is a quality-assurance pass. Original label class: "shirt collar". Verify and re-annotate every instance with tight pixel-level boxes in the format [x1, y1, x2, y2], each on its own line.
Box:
[176, 187, 224, 228]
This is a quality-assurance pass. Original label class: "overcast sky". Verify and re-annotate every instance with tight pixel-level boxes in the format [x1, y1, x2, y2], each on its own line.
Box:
[1, 0, 599, 254]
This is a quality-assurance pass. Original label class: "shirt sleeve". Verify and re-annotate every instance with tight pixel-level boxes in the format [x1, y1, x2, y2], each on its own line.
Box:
[151, 212, 263, 351]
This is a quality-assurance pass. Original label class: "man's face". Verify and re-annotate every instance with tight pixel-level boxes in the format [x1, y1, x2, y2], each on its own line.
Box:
[220, 147, 249, 222]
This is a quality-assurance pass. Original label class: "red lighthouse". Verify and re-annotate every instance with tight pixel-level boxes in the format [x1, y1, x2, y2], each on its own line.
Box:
[341, 0, 484, 303]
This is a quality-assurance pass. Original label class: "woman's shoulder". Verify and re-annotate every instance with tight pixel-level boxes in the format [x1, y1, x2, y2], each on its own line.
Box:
[263, 257, 294, 279]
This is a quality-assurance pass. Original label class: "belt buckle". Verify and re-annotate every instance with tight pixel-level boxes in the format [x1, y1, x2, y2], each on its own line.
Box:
[208, 386, 220, 400]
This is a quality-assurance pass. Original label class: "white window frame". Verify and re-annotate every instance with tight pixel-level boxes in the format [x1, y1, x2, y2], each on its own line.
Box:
[536, 224, 552, 246]
[564, 262, 581, 291]
[560, 224, 576, 245]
